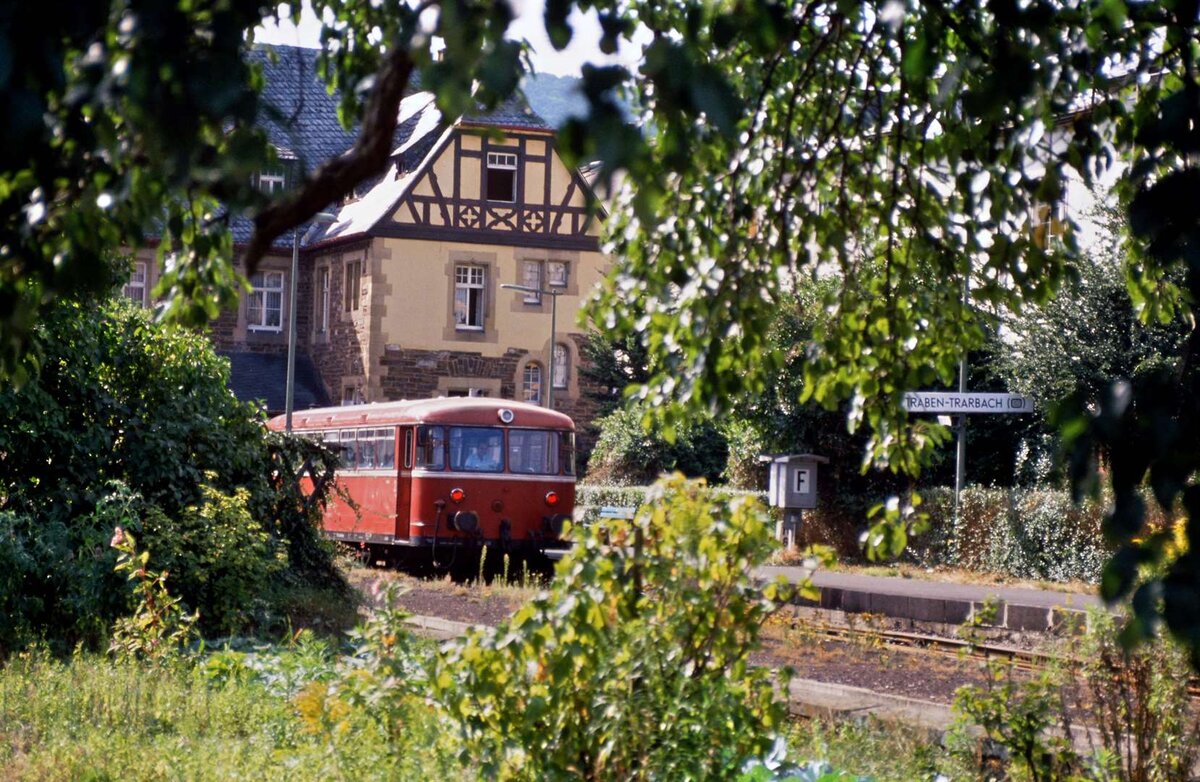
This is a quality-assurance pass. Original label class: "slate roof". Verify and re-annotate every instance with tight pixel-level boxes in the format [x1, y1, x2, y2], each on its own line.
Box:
[249, 46, 362, 177]
[222, 350, 332, 415]
[461, 92, 552, 131]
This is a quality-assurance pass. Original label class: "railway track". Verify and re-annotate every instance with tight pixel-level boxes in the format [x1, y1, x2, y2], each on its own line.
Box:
[802, 622, 1053, 669]
[795, 621, 1200, 699]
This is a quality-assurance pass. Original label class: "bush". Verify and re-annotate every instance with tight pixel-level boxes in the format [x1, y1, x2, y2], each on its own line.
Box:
[789, 485, 1113, 583]
[722, 418, 771, 490]
[585, 404, 729, 484]
[905, 487, 1111, 583]
[579, 480, 1115, 584]
[0, 300, 264, 520]
[0, 492, 130, 655]
[431, 475, 790, 780]
[0, 299, 343, 652]
[953, 610, 1200, 782]
[140, 482, 286, 635]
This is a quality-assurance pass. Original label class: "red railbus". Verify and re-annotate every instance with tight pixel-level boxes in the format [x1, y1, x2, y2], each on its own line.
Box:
[267, 398, 574, 564]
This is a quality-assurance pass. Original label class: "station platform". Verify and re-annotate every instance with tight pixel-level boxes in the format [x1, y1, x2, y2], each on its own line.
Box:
[756, 566, 1105, 633]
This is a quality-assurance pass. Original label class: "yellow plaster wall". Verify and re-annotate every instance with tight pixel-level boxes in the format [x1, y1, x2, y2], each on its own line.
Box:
[460, 156, 481, 200]
[364, 127, 608, 398]
[372, 236, 606, 361]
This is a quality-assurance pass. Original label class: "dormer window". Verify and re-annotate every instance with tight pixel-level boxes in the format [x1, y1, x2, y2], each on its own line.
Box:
[256, 166, 288, 194]
[485, 151, 517, 202]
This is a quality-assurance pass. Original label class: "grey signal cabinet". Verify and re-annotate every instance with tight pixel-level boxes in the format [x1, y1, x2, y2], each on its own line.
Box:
[762, 454, 828, 548]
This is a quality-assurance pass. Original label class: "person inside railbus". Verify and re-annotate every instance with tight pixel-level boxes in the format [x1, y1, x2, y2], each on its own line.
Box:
[464, 440, 499, 470]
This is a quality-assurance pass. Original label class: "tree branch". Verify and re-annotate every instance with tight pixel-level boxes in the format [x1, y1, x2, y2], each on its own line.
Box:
[241, 44, 416, 273]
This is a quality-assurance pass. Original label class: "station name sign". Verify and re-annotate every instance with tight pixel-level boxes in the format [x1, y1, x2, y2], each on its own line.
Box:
[903, 391, 1035, 414]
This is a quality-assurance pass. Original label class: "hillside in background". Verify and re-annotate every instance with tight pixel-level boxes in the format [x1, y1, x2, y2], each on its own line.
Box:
[521, 73, 590, 129]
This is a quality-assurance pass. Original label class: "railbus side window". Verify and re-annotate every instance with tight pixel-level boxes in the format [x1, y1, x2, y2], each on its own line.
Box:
[322, 430, 343, 469]
[339, 429, 359, 470]
[374, 427, 396, 469]
[403, 429, 413, 469]
[561, 431, 575, 476]
[416, 425, 445, 470]
[508, 430, 559, 474]
[357, 428, 377, 469]
[355, 427, 390, 470]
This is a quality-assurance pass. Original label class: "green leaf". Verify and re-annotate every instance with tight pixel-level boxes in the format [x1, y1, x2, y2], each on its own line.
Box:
[543, 0, 573, 50]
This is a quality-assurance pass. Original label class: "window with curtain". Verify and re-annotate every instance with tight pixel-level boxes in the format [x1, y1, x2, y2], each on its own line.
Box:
[247, 271, 284, 331]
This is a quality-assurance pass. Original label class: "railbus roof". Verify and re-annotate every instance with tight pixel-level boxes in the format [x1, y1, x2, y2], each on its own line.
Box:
[266, 397, 575, 432]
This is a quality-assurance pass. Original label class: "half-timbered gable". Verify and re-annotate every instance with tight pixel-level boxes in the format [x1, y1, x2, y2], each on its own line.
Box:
[380, 124, 599, 252]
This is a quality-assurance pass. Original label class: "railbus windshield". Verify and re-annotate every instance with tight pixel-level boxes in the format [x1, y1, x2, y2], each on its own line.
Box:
[413, 424, 574, 475]
[449, 427, 505, 472]
[508, 429, 558, 474]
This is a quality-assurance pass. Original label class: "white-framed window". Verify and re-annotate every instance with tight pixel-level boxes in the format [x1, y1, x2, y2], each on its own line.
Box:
[1033, 202, 1065, 248]
[522, 362, 543, 404]
[447, 388, 489, 398]
[547, 260, 568, 287]
[485, 151, 517, 202]
[344, 259, 362, 312]
[553, 343, 569, 389]
[342, 384, 364, 406]
[123, 261, 148, 306]
[357, 427, 396, 470]
[247, 271, 284, 331]
[316, 266, 331, 333]
[257, 166, 288, 194]
[521, 260, 542, 303]
[454, 264, 486, 330]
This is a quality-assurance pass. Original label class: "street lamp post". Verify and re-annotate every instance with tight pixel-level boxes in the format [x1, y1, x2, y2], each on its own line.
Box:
[285, 212, 338, 432]
[500, 283, 560, 409]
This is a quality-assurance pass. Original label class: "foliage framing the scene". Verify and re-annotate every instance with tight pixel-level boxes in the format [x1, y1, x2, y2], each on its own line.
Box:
[3, 1, 1200, 658]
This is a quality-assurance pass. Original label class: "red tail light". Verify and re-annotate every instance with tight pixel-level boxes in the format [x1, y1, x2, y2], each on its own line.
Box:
[545, 491, 559, 507]
[450, 487, 466, 503]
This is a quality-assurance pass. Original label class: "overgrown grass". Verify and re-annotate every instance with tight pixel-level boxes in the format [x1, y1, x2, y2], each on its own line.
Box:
[0, 645, 968, 781]
[0, 646, 461, 781]
[261, 580, 364, 636]
[787, 716, 975, 781]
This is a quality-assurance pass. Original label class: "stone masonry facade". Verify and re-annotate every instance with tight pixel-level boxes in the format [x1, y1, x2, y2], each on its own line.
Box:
[378, 332, 604, 458]
[380, 346, 526, 401]
[306, 242, 372, 404]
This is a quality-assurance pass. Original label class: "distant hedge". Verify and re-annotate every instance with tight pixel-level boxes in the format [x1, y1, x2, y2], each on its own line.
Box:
[576, 483, 768, 526]
[576, 482, 1137, 584]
